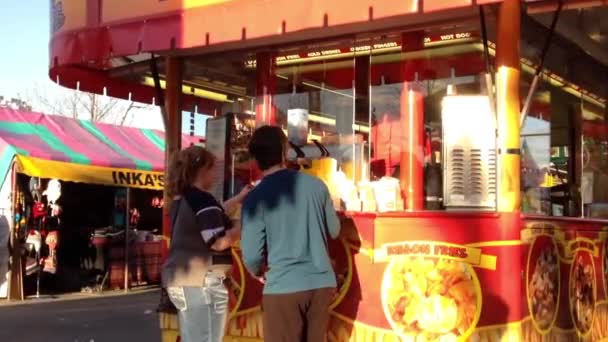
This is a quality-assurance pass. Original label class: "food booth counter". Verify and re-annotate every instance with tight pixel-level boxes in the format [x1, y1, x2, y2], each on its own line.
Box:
[216, 212, 608, 342]
[47, 0, 608, 341]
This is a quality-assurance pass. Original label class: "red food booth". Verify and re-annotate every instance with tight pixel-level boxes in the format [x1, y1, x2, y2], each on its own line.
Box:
[49, 0, 608, 341]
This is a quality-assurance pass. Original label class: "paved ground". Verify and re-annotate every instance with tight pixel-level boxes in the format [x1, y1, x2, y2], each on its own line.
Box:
[0, 289, 161, 342]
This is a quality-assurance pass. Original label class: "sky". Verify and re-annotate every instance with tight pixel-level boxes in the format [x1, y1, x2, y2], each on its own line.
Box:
[0, 2, 207, 135]
[0, 3, 49, 99]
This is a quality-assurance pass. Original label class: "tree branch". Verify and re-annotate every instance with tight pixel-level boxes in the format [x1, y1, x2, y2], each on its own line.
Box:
[23, 83, 153, 126]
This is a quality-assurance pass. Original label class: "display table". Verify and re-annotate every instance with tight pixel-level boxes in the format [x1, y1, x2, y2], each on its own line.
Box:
[160, 212, 608, 342]
[108, 240, 163, 289]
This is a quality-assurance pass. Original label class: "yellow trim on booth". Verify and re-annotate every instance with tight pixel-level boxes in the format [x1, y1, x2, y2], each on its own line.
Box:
[15, 155, 164, 190]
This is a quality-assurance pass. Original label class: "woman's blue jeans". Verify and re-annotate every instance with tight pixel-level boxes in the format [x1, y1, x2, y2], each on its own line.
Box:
[167, 273, 229, 342]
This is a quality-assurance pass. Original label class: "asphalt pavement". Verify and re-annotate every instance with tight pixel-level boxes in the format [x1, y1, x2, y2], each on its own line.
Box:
[0, 289, 161, 342]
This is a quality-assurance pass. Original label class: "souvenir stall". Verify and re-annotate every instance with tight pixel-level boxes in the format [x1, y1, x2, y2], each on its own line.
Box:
[47, 0, 608, 341]
[0, 108, 203, 299]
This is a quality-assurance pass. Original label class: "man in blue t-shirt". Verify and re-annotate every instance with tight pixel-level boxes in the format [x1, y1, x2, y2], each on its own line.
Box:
[241, 126, 340, 342]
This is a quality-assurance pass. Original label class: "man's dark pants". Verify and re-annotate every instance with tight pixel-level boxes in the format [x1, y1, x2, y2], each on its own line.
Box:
[262, 287, 334, 342]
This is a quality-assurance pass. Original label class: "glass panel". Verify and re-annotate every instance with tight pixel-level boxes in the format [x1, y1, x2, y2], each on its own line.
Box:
[366, 24, 491, 211]
[582, 100, 608, 218]
[271, 37, 357, 168]
[519, 76, 589, 218]
[270, 38, 359, 210]
[521, 80, 551, 215]
[185, 21, 517, 213]
[184, 50, 258, 198]
[523, 6, 607, 218]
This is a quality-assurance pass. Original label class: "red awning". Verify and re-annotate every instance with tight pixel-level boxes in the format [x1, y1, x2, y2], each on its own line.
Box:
[49, 0, 501, 105]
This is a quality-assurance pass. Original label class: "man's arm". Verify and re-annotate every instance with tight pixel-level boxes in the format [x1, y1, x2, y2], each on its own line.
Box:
[323, 187, 341, 239]
[240, 200, 266, 277]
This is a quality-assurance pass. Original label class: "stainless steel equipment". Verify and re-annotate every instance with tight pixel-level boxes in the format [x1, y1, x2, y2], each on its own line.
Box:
[442, 95, 497, 210]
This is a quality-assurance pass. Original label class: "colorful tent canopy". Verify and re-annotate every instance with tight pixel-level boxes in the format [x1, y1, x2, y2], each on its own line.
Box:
[0, 108, 203, 190]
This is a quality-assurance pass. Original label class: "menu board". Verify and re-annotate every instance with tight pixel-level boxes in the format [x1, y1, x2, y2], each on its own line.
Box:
[205, 115, 231, 202]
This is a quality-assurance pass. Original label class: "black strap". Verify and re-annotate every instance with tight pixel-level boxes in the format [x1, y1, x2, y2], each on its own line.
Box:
[170, 198, 181, 242]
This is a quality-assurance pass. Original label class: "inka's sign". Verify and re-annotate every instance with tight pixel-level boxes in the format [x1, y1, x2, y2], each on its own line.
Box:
[375, 241, 497, 270]
[16, 155, 165, 191]
[112, 171, 164, 188]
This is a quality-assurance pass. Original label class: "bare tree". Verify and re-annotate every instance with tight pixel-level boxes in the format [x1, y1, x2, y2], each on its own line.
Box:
[0, 96, 33, 111]
[26, 82, 149, 125]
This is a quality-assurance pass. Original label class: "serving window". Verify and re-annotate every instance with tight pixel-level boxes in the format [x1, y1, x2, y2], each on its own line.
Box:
[185, 19, 508, 213]
[520, 7, 608, 218]
[520, 79, 608, 218]
[365, 28, 493, 211]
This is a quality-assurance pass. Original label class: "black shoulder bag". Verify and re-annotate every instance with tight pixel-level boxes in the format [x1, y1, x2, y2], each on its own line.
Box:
[157, 198, 182, 314]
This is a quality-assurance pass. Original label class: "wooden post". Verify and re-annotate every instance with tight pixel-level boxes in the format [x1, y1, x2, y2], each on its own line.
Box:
[162, 56, 183, 246]
[8, 162, 24, 300]
[124, 187, 130, 292]
[495, 0, 521, 213]
[159, 56, 184, 342]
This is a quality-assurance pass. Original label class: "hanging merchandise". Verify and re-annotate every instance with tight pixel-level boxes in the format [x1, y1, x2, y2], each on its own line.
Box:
[14, 212, 21, 227]
[43, 179, 62, 216]
[29, 177, 41, 202]
[113, 189, 127, 227]
[43, 179, 61, 203]
[15, 193, 27, 239]
[151, 196, 161, 208]
[130, 208, 141, 227]
[25, 230, 42, 256]
[43, 231, 58, 274]
[24, 228, 43, 298]
[32, 201, 46, 219]
[50, 204, 62, 217]
[14, 194, 23, 231]
[151, 195, 164, 209]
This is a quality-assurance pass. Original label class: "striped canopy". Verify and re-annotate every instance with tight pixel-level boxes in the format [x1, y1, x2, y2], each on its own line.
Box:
[0, 108, 203, 190]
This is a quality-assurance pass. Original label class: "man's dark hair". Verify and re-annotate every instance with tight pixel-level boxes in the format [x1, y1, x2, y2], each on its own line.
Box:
[248, 125, 287, 171]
